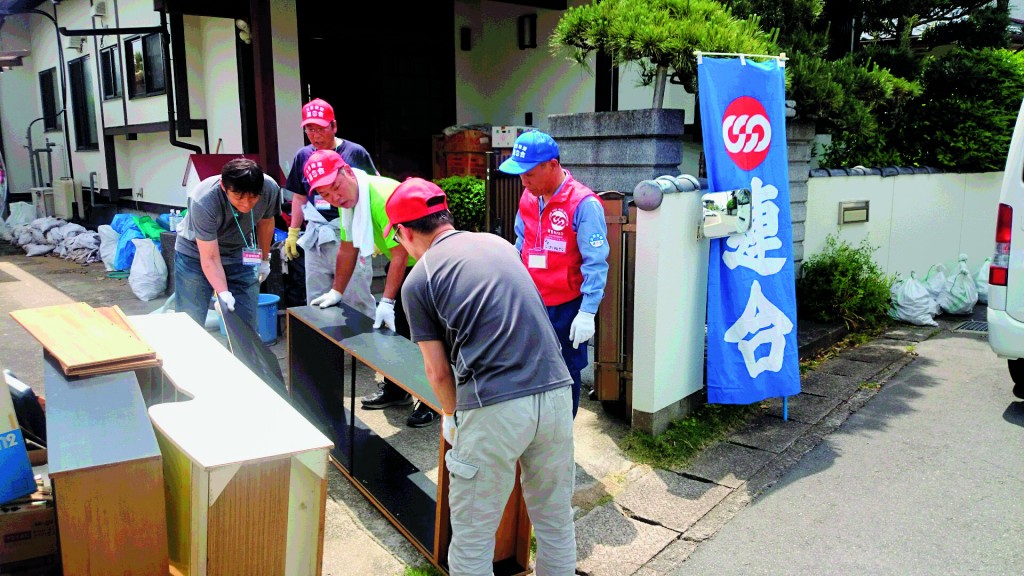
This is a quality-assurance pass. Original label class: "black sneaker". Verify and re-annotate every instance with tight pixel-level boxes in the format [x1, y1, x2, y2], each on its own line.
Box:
[361, 387, 413, 409]
[406, 403, 437, 428]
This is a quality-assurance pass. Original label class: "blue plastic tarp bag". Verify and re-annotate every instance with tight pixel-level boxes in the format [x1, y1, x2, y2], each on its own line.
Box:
[110, 213, 145, 271]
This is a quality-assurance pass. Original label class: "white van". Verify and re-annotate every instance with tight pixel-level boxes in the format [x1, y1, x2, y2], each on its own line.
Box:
[988, 99, 1024, 398]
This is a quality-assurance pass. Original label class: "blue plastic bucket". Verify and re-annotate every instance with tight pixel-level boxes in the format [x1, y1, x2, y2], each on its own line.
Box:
[214, 293, 280, 343]
[256, 293, 281, 343]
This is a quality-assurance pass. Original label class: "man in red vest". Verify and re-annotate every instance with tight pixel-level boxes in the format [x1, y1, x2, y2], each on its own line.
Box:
[500, 130, 610, 418]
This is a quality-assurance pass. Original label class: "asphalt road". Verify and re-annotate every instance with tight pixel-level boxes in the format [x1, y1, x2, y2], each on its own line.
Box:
[671, 330, 1024, 576]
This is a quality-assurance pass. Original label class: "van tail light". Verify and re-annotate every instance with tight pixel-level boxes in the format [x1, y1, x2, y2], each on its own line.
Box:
[990, 203, 1012, 287]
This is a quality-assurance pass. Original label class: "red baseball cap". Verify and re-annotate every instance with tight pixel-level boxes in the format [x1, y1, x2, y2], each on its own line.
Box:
[301, 98, 335, 128]
[303, 149, 349, 191]
[384, 178, 449, 236]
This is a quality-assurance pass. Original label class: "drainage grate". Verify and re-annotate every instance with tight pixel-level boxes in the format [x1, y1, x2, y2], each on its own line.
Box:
[954, 320, 988, 333]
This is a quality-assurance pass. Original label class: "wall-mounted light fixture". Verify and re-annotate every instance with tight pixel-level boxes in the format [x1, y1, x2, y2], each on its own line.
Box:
[460, 26, 471, 51]
[235, 19, 251, 45]
[518, 14, 537, 50]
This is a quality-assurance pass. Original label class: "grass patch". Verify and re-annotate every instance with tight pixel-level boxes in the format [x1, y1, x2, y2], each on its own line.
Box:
[620, 403, 758, 470]
[404, 566, 443, 576]
[860, 381, 881, 390]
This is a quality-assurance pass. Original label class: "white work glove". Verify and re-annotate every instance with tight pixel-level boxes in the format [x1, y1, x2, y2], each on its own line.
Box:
[310, 289, 343, 309]
[442, 413, 457, 447]
[373, 299, 396, 331]
[217, 290, 236, 312]
[569, 311, 596, 349]
[257, 259, 271, 284]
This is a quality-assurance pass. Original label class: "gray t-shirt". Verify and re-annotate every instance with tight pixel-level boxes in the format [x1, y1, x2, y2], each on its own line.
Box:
[175, 174, 281, 263]
[402, 230, 572, 411]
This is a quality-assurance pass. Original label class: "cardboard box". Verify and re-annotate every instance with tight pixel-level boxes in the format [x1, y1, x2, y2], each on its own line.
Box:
[0, 503, 57, 566]
[444, 129, 491, 153]
[445, 152, 487, 179]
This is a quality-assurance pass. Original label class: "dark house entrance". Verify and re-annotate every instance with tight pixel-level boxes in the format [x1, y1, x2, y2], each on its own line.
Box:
[296, 1, 456, 181]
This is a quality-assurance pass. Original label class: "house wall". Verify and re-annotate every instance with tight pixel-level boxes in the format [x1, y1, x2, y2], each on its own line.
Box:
[803, 172, 1002, 279]
[453, 0, 695, 132]
[270, 0, 302, 180]
[0, 0, 309, 211]
[0, 14, 34, 195]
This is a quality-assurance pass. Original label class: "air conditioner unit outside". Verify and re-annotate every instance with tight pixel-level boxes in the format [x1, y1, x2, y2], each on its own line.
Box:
[30, 187, 54, 219]
[91, 1, 107, 18]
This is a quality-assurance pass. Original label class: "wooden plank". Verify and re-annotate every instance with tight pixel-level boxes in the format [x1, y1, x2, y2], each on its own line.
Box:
[64, 356, 163, 378]
[11, 303, 156, 372]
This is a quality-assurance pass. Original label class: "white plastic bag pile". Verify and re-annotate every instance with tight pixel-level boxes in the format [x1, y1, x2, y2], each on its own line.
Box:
[936, 254, 978, 315]
[1, 201, 101, 264]
[128, 238, 167, 301]
[889, 271, 939, 326]
[891, 254, 985, 326]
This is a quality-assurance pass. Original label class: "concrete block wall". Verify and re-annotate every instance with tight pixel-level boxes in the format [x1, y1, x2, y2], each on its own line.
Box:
[549, 109, 686, 194]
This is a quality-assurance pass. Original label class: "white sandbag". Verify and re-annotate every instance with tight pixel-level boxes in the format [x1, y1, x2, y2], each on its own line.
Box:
[23, 243, 54, 257]
[98, 224, 120, 271]
[65, 231, 99, 251]
[976, 257, 991, 305]
[923, 263, 948, 301]
[128, 239, 167, 301]
[889, 271, 939, 326]
[5, 202, 34, 228]
[938, 258, 978, 315]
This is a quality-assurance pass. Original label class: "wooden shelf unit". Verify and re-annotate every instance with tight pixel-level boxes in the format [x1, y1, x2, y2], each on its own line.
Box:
[129, 313, 334, 576]
[44, 353, 169, 575]
[286, 305, 531, 575]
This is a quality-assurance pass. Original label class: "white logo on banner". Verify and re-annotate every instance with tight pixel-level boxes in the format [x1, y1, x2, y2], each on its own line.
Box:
[721, 96, 772, 171]
[724, 280, 794, 378]
[723, 177, 785, 276]
[723, 114, 771, 154]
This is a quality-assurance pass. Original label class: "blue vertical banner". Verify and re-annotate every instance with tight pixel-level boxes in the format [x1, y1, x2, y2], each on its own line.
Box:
[698, 57, 800, 405]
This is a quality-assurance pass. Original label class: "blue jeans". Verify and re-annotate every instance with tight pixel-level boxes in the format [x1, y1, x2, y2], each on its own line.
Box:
[174, 251, 259, 332]
[547, 296, 588, 419]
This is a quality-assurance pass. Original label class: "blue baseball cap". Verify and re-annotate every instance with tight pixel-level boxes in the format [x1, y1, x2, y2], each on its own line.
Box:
[498, 130, 560, 175]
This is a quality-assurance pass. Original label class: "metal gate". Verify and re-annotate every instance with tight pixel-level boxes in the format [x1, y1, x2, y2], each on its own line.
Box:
[593, 192, 635, 416]
[485, 150, 521, 243]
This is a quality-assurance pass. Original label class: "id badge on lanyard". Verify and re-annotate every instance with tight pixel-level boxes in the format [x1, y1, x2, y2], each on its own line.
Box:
[313, 194, 331, 210]
[527, 248, 547, 269]
[242, 248, 262, 266]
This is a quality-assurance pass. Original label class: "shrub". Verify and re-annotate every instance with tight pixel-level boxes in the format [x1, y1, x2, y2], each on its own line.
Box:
[796, 234, 894, 330]
[433, 175, 485, 232]
[900, 48, 1024, 172]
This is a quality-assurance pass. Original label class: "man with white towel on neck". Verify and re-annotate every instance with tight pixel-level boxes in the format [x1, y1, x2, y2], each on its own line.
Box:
[302, 149, 438, 428]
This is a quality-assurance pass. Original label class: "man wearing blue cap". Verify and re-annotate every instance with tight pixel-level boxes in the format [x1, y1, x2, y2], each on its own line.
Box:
[499, 130, 609, 418]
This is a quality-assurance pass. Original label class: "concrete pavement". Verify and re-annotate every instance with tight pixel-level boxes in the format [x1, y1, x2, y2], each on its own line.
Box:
[4, 243, 993, 575]
[663, 320, 1023, 576]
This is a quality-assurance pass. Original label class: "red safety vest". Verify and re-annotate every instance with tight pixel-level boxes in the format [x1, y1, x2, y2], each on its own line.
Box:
[519, 173, 600, 306]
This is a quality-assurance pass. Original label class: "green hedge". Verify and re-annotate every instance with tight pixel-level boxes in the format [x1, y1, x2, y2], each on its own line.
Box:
[901, 49, 1024, 172]
[433, 175, 485, 232]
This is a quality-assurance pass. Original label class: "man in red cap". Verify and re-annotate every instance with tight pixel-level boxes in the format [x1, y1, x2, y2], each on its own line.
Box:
[303, 150, 438, 428]
[282, 98, 378, 315]
[386, 177, 576, 575]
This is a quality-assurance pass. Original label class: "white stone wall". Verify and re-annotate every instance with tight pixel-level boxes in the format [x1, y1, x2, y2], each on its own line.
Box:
[803, 172, 1002, 279]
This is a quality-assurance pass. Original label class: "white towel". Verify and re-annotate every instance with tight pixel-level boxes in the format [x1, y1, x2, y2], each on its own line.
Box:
[341, 168, 376, 259]
[296, 201, 339, 251]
